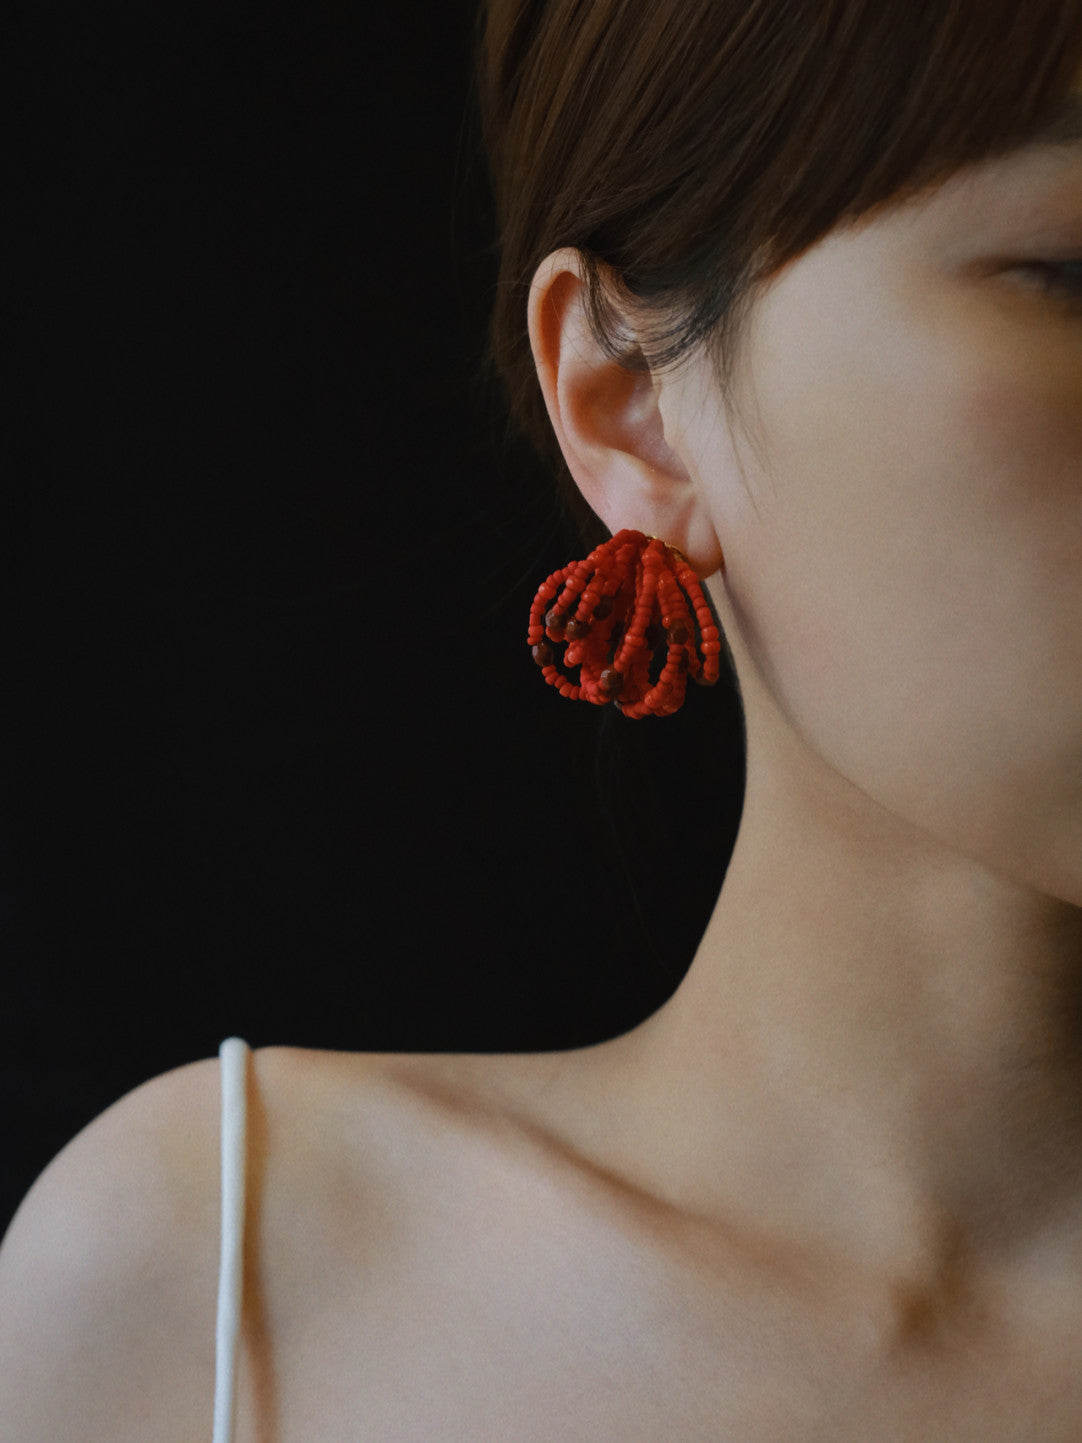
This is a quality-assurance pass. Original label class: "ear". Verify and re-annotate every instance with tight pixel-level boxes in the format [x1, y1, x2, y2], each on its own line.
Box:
[527, 248, 724, 576]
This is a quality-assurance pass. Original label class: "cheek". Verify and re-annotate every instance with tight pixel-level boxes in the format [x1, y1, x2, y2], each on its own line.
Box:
[725, 279, 1082, 867]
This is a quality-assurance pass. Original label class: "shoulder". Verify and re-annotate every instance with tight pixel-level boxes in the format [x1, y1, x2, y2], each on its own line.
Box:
[0, 1048, 224, 1289]
[0, 1049, 234, 1439]
[0, 1042, 485, 1438]
[2, 1048, 225, 1263]
[0, 1044, 334, 1331]
[0, 1040, 618, 1440]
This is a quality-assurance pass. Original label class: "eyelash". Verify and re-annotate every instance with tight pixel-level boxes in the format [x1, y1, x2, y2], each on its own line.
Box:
[1017, 260, 1082, 298]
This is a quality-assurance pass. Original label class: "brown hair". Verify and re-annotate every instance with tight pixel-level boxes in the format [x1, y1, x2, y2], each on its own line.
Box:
[474, 0, 1082, 549]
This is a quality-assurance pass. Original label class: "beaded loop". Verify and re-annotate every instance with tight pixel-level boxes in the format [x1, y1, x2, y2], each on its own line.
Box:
[527, 528, 721, 718]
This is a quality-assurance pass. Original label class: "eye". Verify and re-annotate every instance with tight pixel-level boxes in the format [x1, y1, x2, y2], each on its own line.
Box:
[1012, 260, 1082, 299]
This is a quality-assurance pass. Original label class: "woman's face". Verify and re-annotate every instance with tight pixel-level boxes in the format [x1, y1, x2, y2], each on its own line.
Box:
[663, 117, 1082, 902]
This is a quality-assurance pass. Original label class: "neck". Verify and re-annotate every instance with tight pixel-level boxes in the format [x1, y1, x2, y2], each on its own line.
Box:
[601, 703, 1082, 1289]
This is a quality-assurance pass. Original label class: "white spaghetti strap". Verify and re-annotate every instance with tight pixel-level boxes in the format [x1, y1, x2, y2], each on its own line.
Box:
[212, 1037, 250, 1443]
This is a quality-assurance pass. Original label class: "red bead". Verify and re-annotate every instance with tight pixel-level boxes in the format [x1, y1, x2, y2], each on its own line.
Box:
[528, 528, 725, 719]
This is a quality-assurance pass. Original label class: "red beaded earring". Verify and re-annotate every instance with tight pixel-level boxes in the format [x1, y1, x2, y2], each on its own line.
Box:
[527, 529, 722, 718]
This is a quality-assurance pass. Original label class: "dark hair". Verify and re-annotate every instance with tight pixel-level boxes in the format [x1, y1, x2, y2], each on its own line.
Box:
[474, 0, 1082, 550]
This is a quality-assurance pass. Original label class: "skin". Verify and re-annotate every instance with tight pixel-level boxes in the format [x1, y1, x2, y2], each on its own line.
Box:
[524, 85, 1082, 1326]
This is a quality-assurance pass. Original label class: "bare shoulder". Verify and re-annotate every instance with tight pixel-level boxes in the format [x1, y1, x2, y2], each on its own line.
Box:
[0, 1043, 425, 1440]
[0, 1049, 232, 1441]
[0, 1048, 224, 1284]
[1, 1041, 786, 1442]
[0, 1044, 392, 1320]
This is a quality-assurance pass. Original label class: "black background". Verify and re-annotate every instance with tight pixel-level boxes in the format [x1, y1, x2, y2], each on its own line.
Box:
[3, 0, 745, 1237]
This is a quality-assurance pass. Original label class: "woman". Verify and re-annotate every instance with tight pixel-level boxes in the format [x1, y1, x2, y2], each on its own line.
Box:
[4, 0, 1082, 1436]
